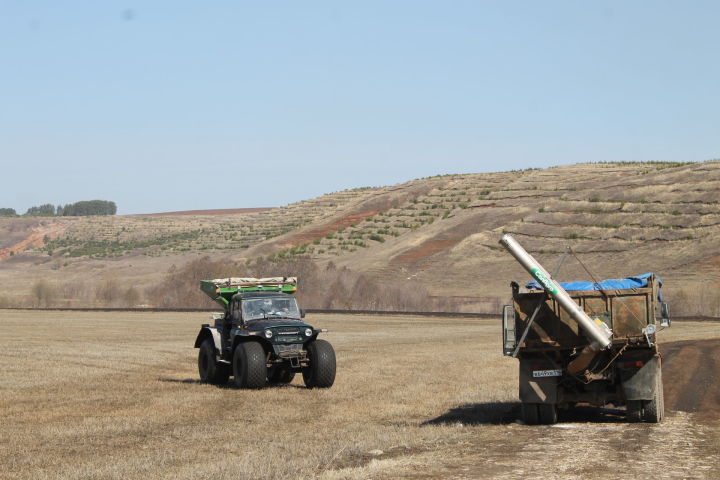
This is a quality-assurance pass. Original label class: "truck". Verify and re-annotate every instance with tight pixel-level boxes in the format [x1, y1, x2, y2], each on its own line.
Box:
[194, 276, 336, 389]
[499, 234, 670, 424]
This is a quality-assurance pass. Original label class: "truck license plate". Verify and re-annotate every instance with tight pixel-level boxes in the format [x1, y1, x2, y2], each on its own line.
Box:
[533, 369, 562, 378]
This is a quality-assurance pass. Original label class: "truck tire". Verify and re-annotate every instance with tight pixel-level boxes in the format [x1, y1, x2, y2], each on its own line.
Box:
[626, 365, 664, 423]
[302, 339, 336, 389]
[233, 342, 267, 389]
[521, 403, 540, 425]
[538, 404, 558, 425]
[626, 400, 642, 422]
[269, 366, 295, 384]
[198, 338, 229, 385]
[641, 367, 664, 423]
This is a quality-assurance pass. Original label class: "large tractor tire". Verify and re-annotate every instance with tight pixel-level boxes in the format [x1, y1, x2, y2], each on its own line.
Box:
[198, 338, 230, 385]
[302, 339, 336, 389]
[232, 342, 267, 389]
[268, 365, 296, 384]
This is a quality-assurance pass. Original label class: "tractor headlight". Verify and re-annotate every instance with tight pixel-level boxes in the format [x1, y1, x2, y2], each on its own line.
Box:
[304, 328, 313, 337]
[264, 329, 273, 339]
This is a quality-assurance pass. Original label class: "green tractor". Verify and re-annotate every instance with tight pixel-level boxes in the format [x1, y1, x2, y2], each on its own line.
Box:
[194, 277, 336, 389]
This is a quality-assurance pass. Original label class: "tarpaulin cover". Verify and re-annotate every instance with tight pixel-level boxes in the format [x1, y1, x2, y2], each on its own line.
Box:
[526, 273, 663, 301]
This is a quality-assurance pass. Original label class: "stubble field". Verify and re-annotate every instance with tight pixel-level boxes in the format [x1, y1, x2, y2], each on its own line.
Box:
[0, 311, 718, 479]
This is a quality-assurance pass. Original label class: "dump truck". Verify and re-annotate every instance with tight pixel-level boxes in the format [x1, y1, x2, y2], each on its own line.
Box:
[194, 277, 336, 389]
[499, 234, 670, 424]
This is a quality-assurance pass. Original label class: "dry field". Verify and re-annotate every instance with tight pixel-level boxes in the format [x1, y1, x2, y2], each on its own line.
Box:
[0, 311, 719, 480]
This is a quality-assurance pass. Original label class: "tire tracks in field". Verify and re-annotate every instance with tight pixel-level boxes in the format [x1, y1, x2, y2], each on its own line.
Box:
[662, 339, 720, 418]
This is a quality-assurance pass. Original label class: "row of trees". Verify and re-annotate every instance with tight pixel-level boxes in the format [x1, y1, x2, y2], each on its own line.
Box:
[1, 200, 117, 217]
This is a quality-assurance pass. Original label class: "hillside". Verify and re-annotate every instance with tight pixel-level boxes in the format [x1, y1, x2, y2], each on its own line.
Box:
[1, 161, 719, 313]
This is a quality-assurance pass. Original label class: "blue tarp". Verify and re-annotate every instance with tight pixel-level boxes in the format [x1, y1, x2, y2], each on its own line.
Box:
[526, 273, 663, 301]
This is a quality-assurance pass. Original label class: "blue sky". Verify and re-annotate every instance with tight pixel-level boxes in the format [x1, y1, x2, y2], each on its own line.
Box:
[1, 1, 718, 214]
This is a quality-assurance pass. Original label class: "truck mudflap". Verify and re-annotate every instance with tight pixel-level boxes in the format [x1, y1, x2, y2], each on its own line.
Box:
[620, 354, 661, 401]
[519, 359, 559, 404]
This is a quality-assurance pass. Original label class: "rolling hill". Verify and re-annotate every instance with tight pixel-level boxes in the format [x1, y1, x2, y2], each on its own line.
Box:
[1, 161, 719, 314]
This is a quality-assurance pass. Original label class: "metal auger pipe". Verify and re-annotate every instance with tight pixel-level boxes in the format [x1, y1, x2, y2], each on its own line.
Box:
[499, 234, 612, 350]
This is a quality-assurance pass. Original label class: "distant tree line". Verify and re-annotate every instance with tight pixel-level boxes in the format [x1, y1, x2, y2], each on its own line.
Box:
[57, 200, 117, 216]
[0, 200, 117, 217]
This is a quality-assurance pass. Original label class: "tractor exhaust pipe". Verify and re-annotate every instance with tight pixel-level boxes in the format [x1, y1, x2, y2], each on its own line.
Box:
[499, 234, 612, 351]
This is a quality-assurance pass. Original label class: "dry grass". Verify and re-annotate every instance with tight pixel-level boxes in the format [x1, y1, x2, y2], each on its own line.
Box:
[0, 312, 513, 480]
[3, 162, 720, 312]
[1, 312, 719, 479]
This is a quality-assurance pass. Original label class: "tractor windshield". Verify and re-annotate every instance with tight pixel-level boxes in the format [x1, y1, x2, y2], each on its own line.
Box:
[242, 296, 301, 321]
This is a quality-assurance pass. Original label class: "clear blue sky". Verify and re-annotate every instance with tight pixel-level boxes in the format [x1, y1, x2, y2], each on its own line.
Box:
[1, 1, 718, 214]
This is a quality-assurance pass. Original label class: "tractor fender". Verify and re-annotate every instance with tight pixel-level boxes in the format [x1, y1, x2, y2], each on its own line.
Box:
[194, 326, 222, 353]
[231, 335, 271, 356]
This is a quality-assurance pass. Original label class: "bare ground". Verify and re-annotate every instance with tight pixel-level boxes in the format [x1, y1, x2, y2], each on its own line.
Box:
[0, 222, 68, 259]
[0, 312, 717, 480]
[662, 339, 720, 418]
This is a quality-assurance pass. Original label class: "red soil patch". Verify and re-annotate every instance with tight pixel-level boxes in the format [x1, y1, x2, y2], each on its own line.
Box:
[257, 181, 439, 252]
[136, 208, 274, 216]
[0, 223, 67, 260]
[272, 210, 379, 249]
[392, 237, 459, 267]
[390, 221, 478, 269]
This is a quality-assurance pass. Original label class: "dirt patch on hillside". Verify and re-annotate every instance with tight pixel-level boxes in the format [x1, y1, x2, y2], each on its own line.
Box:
[0, 223, 67, 260]
[136, 207, 274, 216]
[268, 210, 381, 251]
[390, 209, 523, 270]
[392, 234, 464, 268]
[662, 338, 720, 418]
[265, 182, 444, 251]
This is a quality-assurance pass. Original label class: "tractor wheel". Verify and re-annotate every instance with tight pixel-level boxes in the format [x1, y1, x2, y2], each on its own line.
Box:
[232, 342, 267, 389]
[521, 403, 540, 425]
[302, 339, 336, 389]
[198, 338, 229, 385]
[269, 365, 296, 384]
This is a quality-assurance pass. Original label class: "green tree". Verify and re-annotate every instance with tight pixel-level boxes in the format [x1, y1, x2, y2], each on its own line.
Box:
[0, 208, 16, 216]
[61, 200, 117, 216]
[25, 204, 56, 216]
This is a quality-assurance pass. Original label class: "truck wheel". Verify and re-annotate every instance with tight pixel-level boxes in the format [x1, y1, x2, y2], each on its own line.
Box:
[538, 404, 558, 425]
[269, 366, 295, 384]
[521, 403, 540, 425]
[233, 342, 267, 389]
[626, 400, 643, 422]
[198, 338, 229, 385]
[302, 339, 336, 389]
[641, 367, 664, 423]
